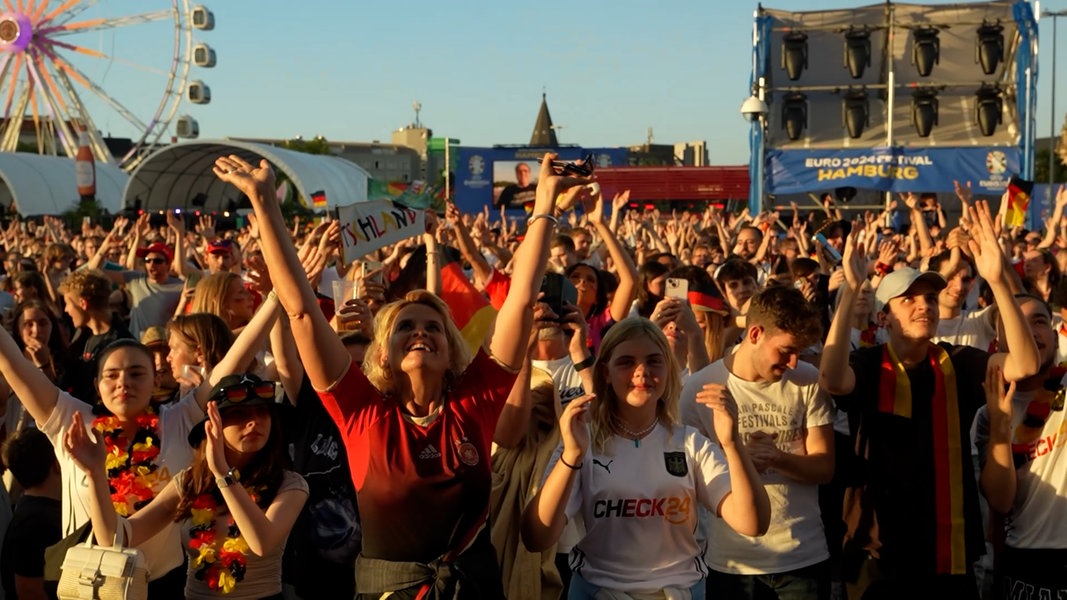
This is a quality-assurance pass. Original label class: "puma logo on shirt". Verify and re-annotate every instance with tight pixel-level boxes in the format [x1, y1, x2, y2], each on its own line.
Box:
[593, 459, 613, 473]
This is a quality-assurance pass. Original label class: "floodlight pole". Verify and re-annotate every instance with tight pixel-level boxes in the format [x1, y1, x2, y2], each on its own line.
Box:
[1046, 10, 1067, 196]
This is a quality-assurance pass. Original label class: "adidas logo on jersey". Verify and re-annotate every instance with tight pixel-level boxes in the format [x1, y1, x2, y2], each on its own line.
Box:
[419, 445, 441, 460]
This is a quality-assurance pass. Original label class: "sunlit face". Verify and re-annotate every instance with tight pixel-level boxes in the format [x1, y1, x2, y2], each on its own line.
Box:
[63, 292, 87, 328]
[568, 265, 599, 308]
[939, 265, 975, 310]
[18, 307, 52, 349]
[220, 405, 271, 455]
[854, 282, 874, 315]
[13, 281, 37, 304]
[604, 334, 668, 409]
[385, 303, 451, 376]
[736, 230, 761, 259]
[691, 247, 711, 267]
[206, 249, 235, 274]
[721, 276, 757, 312]
[647, 274, 667, 299]
[166, 334, 201, 380]
[515, 163, 531, 187]
[1023, 250, 1048, 280]
[572, 232, 592, 258]
[151, 348, 177, 390]
[223, 279, 254, 328]
[143, 253, 170, 281]
[551, 245, 576, 269]
[1000, 299, 1056, 371]
[882, 281, 940, 341]
[97, 347, 154, 419]
[750, 327, 802, 382]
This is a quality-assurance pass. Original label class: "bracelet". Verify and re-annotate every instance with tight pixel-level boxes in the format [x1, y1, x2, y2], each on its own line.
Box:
[573, 356, 595, 372]
[875, 261, 892, 276]
[527, 213, 559, 228]
[560, 455, 582, 470]
[216, 468, 239, 489]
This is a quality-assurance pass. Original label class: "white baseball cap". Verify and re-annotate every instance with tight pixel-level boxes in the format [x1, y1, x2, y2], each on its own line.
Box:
[874, 267, 946, 313]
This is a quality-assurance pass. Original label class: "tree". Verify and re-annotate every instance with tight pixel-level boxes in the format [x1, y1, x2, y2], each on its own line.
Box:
[1033, 148, 1067, 185]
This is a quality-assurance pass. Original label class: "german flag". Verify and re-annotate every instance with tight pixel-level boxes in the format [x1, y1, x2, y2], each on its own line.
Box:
[310, 190, 327, 209]
[439, 261, 497, 354]
[1004, 176, 1033, 228]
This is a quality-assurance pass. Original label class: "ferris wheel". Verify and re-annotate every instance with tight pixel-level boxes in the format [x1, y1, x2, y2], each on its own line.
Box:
[0, 0, 215, 170]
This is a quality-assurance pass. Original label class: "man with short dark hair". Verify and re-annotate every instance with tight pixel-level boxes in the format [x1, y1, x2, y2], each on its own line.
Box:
[1, 428, 61, 600]
[682, 286, 834, 598]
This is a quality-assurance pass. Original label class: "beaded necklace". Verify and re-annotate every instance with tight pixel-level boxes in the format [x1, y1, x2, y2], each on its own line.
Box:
[91, 410, 163, 517]
[188, 484, 262, 595]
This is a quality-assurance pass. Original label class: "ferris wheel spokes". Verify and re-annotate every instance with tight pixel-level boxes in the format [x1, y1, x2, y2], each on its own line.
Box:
[43, 10, 175, 36]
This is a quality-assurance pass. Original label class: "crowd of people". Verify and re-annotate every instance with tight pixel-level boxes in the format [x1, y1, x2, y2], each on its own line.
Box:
[0, 152, 1063, 600]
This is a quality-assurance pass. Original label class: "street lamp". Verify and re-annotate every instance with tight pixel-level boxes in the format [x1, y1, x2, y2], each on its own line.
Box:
[1044, 10, 1067, 194]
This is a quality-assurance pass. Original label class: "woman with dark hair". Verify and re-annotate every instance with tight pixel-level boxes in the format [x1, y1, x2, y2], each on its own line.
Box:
[66, 373, 308, 599]
[11, 270, 50, 305]
[215, 151, 587, 598]
[629, 260, 670, 319]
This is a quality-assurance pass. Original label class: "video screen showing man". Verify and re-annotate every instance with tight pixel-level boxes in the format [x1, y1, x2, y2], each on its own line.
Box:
[494, 161, 538, 209]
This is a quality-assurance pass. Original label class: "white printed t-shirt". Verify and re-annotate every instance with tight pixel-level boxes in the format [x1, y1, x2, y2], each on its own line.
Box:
[679, 359, 833, 575]
[39, 390, 205, 580]
[559, 424, 731, 592]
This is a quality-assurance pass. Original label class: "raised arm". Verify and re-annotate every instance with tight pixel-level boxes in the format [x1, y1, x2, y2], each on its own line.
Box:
[214, 157, 347, 390]
[488, 153, 589, 369]
[969, 200, 1039, 382]
[979, 365, 1016, 513]
[194, 293, 282, 411]
[445, 201, 494, 287]
[820, 232, 864, 395]
[582, 190, 638, 323]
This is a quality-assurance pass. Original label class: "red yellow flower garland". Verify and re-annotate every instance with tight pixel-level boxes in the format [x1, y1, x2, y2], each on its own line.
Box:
[188, 485, 261, 595]
[91, 410, 164, 517]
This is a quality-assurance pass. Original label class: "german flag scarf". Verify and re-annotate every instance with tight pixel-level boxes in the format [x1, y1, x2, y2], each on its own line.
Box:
[878, 342, 966, 575]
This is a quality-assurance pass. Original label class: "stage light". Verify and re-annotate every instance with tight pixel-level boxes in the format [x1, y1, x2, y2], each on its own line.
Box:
[844, 26, 871, 79]
[911, 89, 939, 137]
[782, 31, 809, 81]
[912, 26, 941, 77]
[842, 90, 870, 139]
[976, 21, 1004, 75]
[975, 84, 1003, 137]
[781, 92, 808, 141]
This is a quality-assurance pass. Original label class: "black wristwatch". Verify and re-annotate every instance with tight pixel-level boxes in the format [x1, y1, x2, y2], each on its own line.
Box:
[216, 468, 239, 489]
[573, 356, 595, 372]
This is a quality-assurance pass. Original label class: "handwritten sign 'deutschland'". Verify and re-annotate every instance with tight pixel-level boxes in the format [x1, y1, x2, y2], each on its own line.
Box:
[337, 200, 425, 264]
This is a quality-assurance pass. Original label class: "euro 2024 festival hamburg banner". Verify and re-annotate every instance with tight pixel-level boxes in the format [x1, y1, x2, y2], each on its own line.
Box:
[766, 147, 1020, 196]
[337, 200, 425, 265]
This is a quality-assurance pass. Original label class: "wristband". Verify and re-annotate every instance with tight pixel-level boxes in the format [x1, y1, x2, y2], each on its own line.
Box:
[875, 261, 892, 276]
[573, 356, 595, 372]
[560, 455, 582, 470]
[527, 214, 559, 228]
[216, 468, 239, 489]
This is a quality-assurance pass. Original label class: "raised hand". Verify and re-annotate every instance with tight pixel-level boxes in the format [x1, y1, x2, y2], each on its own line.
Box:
[559, 394, 593, 462]
[213, 156, 276, 204]
[967, 200, 1005, 282]
[64, 412, 106, 476]
[695, 383, 740, 447]
[954, 180, 973, 205]
[842, 229, 867, 289]
[203, 401, 230, 478]
[983, 364, 1015, 423]
[579, 185, 605, 226]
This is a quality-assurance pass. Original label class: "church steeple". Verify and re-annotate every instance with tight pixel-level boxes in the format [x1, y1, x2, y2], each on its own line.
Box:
[529, 92, 559, 147]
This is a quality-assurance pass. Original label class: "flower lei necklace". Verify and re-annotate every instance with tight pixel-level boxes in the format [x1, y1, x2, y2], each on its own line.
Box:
[91, 410, 164, 517]
[188, 483, 262, 595]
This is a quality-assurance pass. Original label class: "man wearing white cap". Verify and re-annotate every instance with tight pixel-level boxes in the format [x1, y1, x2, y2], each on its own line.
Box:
[819, 201, 1039, 599]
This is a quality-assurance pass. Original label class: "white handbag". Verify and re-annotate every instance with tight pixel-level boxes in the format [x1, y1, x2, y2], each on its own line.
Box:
[57, 521, 148, 600]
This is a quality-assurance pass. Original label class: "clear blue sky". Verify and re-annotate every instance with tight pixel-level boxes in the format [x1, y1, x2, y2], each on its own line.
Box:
[39, 0, 1067, 165]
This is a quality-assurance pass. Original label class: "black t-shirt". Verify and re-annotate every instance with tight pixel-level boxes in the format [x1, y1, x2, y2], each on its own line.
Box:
[280, 375, 359, 599]
[835, 342, 989, 576]
[495, 183, 536, 209]
[1, 494, 61, 599]
[67, 323, 134, 403]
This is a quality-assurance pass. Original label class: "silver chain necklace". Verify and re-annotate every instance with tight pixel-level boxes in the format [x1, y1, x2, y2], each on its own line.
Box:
[617, 419, 659, 448]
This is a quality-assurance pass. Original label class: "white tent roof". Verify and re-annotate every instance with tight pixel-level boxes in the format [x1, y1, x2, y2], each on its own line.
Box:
[0, 152, 128, 216]
[124, 140, 371, 212]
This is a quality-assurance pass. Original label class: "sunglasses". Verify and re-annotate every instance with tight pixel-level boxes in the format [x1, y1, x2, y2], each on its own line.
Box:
[216, 376, 277, 404]
[144, 257, 167, 265]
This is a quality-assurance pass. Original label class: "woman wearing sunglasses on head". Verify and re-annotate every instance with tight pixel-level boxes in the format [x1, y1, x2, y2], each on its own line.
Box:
[214, 152, 587, 599]
[65, 373, 308, 600]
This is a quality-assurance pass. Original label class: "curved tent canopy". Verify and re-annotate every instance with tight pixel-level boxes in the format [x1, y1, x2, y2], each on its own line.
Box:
[0, 152, 127, 216]
[124, 140, 371, 212]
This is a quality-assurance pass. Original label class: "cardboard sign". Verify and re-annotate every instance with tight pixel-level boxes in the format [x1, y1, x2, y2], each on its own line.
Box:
[337, 200, 425, 264]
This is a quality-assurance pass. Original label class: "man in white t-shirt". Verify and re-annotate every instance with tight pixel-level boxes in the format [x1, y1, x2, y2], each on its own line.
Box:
[930, 249, 999, 351]
[681, 286, 834, 598]
[973, 294, 1067, 597]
